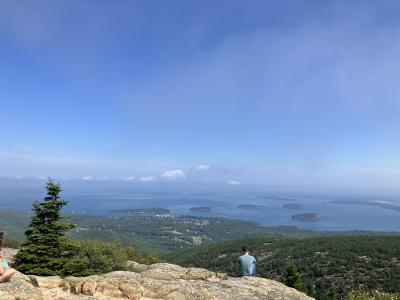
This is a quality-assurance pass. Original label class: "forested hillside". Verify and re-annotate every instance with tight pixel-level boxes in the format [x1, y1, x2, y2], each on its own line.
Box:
[1, 209, 396, 254]
[0, 209, 316, 253]
[164, 236, 400, 299]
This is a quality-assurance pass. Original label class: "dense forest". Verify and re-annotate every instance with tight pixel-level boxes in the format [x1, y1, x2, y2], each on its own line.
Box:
[164, 236, 400, 299]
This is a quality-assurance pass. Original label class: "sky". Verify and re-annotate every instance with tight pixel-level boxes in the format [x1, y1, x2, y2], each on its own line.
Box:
[1, 1, 400, 190]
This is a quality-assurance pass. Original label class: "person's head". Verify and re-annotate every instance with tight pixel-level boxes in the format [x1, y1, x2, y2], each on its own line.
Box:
[241, 247, 248, 254]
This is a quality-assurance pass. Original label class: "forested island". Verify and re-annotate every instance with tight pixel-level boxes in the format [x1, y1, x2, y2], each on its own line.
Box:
[292, 213, 319, 221]
[237, 204, 262, 209]
[189, 206, 212, 212]
[332, 200, 400, 213]
[282, 203, 304, 209]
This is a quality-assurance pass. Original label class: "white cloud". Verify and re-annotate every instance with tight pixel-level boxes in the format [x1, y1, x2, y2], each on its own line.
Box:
[195, 164, 211, 171]
[226, 180, 240, 186]
[82, 176, 94, 181]
[139, 176, 156, 183]
[123, 176, 135, 181]
[161, 169, 186, 180]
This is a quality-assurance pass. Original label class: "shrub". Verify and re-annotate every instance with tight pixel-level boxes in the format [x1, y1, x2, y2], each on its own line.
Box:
[62, 240, 159, 276]
[346, 291, 400, 300]
[125, 245, 159, 265]
[2, 238, 20, 249]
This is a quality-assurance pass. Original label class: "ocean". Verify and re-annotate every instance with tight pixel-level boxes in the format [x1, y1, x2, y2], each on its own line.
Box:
[0, 180, 399, 232]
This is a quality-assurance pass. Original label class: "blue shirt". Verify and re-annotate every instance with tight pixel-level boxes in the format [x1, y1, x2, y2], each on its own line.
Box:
[238, 254, 256, 276]
[1, 260, 8, 269]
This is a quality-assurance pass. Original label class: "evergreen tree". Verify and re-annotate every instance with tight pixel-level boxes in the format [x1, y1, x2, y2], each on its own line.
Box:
[283, 264, 303, 291]
[15, 179, 75, 275]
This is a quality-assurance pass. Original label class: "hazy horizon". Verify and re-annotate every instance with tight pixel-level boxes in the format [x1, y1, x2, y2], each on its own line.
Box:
[1, 177, 400, 232]
[1, 1, 400, 192]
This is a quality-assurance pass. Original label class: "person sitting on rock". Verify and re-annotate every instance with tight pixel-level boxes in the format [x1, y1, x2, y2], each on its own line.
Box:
[238, 247, 256, 276]
[0, 258, 16, 283]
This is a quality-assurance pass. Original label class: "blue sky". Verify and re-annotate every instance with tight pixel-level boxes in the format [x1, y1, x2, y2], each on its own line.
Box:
[1, 1, 400, 190]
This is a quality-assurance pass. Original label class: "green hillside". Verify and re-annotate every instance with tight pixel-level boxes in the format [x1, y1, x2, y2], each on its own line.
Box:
[163, 236, 400, 299]
[2, 209, 397, 254]
[0, 209, 318, 253]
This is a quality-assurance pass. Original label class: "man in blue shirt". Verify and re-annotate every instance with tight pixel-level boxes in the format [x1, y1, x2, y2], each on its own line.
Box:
[238, 247, 256, 276]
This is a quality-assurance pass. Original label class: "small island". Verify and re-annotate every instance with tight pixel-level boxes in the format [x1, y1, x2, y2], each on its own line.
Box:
[331, 200, 400, 213]
[282, 203, 304, 209]
[291, 213, 319, 221]
[110, 207, 170, 214]
[258, 195, 301, 201]
[190, 206, 212, 212]
[237, 204, 262, 209]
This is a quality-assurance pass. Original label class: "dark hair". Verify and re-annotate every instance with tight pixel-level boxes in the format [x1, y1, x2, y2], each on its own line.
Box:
[242, 247, 248, 253]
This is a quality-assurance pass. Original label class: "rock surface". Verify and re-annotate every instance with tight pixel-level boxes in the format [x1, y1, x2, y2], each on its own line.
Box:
[0, 248, 313, 300]
[0, 247, 17, 263]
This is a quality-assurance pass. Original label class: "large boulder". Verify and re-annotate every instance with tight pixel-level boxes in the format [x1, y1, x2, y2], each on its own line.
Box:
[0, 271, 44, 300]
[0, 267, 313, 300]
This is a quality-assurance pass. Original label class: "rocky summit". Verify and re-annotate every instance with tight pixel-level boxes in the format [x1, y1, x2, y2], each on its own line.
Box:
[0, 248, 312, 300]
